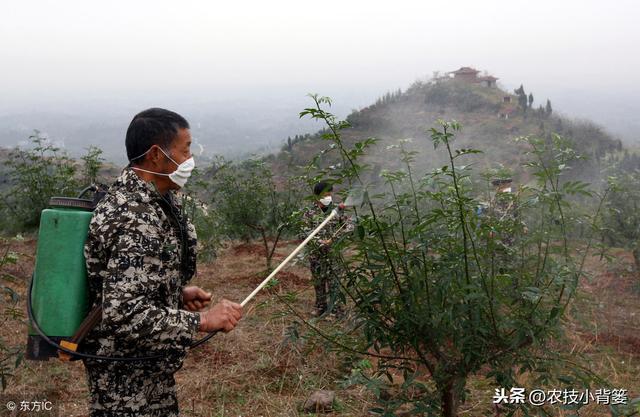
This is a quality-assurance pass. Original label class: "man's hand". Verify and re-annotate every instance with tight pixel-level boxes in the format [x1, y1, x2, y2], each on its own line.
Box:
[182, 286, 212, 312]
[198, 299, 243, 333]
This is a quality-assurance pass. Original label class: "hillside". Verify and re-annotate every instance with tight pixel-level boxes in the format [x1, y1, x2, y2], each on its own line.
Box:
[270, 75, 623, 187]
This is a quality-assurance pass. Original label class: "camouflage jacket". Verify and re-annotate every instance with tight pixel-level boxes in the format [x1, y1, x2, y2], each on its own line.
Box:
[490, 191, 519, 222]
[299, 204, 351, 262]
[81, 167, 200, 372]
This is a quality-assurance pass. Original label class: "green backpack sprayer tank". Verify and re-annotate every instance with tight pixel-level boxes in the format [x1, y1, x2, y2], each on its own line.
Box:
[26, 191, 101, 361]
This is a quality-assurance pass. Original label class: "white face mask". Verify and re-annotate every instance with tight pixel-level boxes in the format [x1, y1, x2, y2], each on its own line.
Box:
[130, 146, 195, 188]
[501, 187, 512, 193]
[319, 196, 332, 206]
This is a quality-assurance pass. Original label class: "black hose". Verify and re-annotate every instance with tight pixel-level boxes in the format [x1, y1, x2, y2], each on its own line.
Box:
[77, 185, 97, 199]
[27, 274, 219, 362]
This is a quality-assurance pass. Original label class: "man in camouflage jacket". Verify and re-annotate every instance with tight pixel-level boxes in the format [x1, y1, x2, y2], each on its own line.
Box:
[299, 182, 351, 316]
[81, 108, 242, 417]
[488, 177, 521, 246]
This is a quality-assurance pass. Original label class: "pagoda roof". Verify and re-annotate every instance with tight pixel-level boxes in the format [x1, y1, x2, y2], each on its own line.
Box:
[450, 66, 480, 75]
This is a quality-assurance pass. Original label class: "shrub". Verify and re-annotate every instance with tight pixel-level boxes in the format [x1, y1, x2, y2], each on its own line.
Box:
[207, 158, 301, 270]
[293, 95, 609, 416]
[0, 235, 25, 391]
[180, 166, 224, 263]
[80, 145, 105, 186]
[0, 131, 80, 233]
[601, 169, 640, 276]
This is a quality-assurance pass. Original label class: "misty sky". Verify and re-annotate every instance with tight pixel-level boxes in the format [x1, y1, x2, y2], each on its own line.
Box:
[1, 0, 639, 144]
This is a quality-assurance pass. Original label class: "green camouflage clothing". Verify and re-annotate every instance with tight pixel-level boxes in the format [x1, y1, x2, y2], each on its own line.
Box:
[80, 166, 201, 417]
[481, 190, 525, 289]
[489, 191, 520, 246]
[299, 204, 350, 314]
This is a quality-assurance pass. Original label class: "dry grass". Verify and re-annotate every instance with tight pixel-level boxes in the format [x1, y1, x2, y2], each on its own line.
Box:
[1, 238, 639, 416]
[1, 238, 374, 416]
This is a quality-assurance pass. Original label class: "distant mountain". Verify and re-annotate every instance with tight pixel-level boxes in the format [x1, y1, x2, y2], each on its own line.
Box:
[269, 74, 623, 187]
[0, 98, 324, 165]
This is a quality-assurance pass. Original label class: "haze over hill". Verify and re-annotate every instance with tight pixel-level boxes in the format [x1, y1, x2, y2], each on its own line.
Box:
[0, 78, 637, 166]
[0, 93, 328, 164]
[269, 68, 623, 187]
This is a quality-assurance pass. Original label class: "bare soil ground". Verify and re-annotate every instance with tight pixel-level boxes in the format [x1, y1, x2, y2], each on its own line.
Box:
[1, 239, 638, 416]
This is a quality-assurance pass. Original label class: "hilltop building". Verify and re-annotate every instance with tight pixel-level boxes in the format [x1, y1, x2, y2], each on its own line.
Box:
[447, 66, 498, 88]
[499, 106, 517, 120]
[478, 75, 498, 88]
[449, 67, 480, 83]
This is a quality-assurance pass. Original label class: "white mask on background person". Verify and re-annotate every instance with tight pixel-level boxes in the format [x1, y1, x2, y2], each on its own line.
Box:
[502, 187, 512, 193]
[130, 145, 195, 188]
[319, 196, 333, 206]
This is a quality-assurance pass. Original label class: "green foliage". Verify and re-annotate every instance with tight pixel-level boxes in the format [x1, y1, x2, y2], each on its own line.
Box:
[281, 134, 313, 153]
[373, 89, 404, 108]
[208, 158, 301, 270]
[602, 169, 640, 274]
[212, 159, 274, 240]
[297, 96, 609, 416]
[514, 85, 525, 96]
[0, 133, 107, 234]
[516, 84, 529, 112]
[0, 235, 25, 391]
[80, 145, 105, 186]
[180, 167, 223, 263]
[423, 82, 496, 113]
[0, 131, 80, 233]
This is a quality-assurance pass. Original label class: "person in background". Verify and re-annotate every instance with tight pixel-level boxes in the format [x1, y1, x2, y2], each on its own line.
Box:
[299, 181, 351, 317]
[489, 177, 521, 243]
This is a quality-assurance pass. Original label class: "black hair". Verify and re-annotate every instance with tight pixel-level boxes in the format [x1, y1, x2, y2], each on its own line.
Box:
[126, 108, 190, 164]
[313, 181, 333, 196]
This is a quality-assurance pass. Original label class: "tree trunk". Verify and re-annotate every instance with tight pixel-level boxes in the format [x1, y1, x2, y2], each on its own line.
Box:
[440, 377, 465, 417]
[633, 247, 640, 279]
[441, 384, 458, 417]
[259, 228, 271, 271]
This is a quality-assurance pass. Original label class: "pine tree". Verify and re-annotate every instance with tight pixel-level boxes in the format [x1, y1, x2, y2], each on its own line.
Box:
[518, 92, 528, 112]
[514, 84, 525, 96]
[528, 93, 534, 108]
[514, 84, 528, 112]
[545, 99, 553, 117]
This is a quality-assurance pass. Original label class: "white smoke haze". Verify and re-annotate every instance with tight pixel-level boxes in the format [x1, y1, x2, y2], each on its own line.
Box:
[1, 0, 639, 163]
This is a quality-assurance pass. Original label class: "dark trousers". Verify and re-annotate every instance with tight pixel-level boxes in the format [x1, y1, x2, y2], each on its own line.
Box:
[83, 360, 180, 417]
[309, 256, 343, 314]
